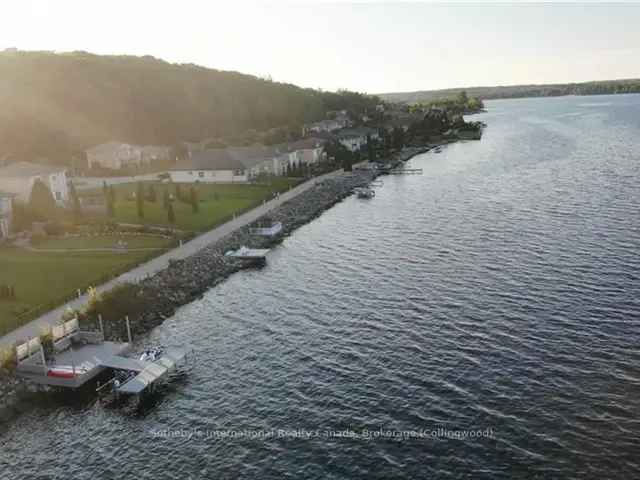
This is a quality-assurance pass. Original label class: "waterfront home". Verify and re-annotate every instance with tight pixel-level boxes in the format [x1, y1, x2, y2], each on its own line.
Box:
[336, 127, 379, 152]
[0, 191, 13, 239]
[86, 142, 171, 170]
[0, 162, 69, 205]
[86, 142, 141, 170]
[287, 138, 327, 165]
[227, 145, 281, 179]
[169, 149, 248, 183]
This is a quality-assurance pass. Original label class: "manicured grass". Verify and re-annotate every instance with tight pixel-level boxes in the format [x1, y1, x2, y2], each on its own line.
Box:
[0, 246, 164, 335]
[84, 179, 300, 231]
[33, 235, 172, 250]
[0, 179, 302, 334]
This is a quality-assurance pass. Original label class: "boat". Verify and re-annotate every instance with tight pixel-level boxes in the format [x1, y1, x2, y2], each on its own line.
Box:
[225, 246, 270, 261]
[139, 346, 164, 362]
[354, 187, 375, 199]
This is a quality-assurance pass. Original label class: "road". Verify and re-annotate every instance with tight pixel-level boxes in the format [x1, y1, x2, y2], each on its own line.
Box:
[0, 169, 344, 350]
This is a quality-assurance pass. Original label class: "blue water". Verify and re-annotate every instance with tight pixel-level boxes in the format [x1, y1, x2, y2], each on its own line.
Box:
[2, 94, 640, 479]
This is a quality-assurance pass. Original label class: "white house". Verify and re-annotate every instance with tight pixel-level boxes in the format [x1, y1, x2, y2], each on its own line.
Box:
[288, 138, 327, 165]
[227, 145, 282, 179]
[0, 192, 13, 239]
[0, 162, 69, 205]
[336, 127, 380, 152]
[86, 142, 141, 170]
[139, 145, 172, 164]
[303, 112, 352, 136]
[86, 142, 171, 170]
[169, 149, 248, 183]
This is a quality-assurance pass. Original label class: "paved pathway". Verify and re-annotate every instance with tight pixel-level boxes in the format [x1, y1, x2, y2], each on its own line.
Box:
[0, 170, 344, 350]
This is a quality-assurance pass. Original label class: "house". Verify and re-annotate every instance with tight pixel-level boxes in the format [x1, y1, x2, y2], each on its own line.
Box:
[86, 142, 140, 170]
[336, 127, 380, 152]
[303, 119, 343, 135]
[0, 162, 69, 205]
[169, 150, 248, 183]
[0, 192, 13, 239]
[287, 138, 327, 165]
[226, 145, 280, 179]
[86, 142, 171, 170]
[139, 145, 172, 164]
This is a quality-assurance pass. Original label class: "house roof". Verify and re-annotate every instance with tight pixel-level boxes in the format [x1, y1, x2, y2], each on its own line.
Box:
[0, 161, 66, 178]
[173, 149, 245, 171]
[227, 145, 277, 168]
[305, 131, 337, 142]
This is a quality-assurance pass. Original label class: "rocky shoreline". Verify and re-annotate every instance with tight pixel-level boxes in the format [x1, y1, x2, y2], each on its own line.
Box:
[86, 168, 380, 340]
[0, 146, 435, 416]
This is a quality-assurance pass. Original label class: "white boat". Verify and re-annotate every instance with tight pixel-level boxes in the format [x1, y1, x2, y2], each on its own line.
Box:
[354, 187, 375, 199]
[139, 346, 164, 362]
[225, 246, 270, 260]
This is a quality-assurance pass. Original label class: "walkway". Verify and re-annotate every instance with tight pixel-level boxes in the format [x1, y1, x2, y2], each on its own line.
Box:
[0, 169, 344, 350]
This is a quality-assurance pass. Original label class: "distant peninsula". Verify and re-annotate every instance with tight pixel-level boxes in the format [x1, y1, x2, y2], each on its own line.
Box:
[378, 78, 640, 104]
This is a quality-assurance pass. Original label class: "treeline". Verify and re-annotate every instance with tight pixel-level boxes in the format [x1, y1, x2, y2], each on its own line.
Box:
[379, 79, 640, 104]
[408, 91, 484, 114]
[0, 50, 380, 166]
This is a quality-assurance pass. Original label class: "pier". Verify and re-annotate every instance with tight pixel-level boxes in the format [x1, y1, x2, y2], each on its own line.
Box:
[14, 317, 186, 396]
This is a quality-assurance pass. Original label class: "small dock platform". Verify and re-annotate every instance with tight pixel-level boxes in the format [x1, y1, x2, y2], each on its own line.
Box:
[116, 348, 187, 395]
[249, 221, 283, 237]
[385, 168, 423, 175]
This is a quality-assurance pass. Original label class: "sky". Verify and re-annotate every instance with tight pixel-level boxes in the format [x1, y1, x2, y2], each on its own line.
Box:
[1, 1, 640, 94]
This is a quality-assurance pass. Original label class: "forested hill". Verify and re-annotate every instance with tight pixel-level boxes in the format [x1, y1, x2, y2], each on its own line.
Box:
[378, 78, 640, 104]
[0, 50, 378, 165]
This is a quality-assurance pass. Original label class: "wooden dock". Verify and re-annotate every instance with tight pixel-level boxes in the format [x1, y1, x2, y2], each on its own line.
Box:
[14, 318, 186, 396]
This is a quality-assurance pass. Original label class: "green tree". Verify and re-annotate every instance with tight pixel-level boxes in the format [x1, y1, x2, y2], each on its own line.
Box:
[392, 127, 405, 150]
[29, 179, 56, 219]
[147, 184, 157, 202]
[190, 186, 199, 213]
[167, 202, 176, 224]
[457, 90, 469, 106]
[136, 182, 144, 219]
[69, 182, 82, 220]
[366, 134, 376, 162]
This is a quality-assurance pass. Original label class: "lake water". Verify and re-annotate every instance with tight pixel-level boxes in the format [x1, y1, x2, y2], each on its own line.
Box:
[2, 94, 640, 479]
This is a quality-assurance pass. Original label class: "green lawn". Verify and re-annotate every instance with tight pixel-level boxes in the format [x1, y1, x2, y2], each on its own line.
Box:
[85, 179, 300, 231]
[33, 235, 172, 250]
[0, 246, 164, 335]
[0, 179, 302, 334]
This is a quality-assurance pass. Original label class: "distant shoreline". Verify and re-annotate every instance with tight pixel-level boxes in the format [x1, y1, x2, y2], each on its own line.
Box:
[379, 80, 640, 104]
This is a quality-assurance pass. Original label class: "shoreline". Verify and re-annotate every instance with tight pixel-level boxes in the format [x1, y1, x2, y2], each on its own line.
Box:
[0, 167, 379, 419]
[0, 143, 448, 418]
[86, 168, 380, 340]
